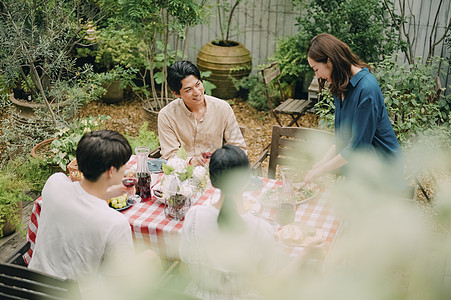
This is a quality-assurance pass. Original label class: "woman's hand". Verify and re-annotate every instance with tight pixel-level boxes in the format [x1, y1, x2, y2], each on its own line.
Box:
[304, 167, 323, 184]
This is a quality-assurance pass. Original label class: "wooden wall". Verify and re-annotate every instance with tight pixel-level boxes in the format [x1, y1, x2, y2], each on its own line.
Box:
[175, 0, 450, 93]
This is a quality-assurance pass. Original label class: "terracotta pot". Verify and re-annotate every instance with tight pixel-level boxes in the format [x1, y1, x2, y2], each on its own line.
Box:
[197, 40, 252, 100]
[9, 94, 71, 126]
[142, 98, 175, 132]
[0, 201, 22, 237]
[101, 80, 124, 104]
[31, 137, 56, 159]
[30, 137, 65, 174]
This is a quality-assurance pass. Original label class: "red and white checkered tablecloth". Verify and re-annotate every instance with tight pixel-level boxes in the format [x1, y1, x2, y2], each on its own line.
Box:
[24, 156, 341, 264]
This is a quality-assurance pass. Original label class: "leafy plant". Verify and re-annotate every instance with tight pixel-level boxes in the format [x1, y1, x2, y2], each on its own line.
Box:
[272, 33, 311, 85]
[0, 0, 102, 126]
[233, 74, 281, 111]
[125, 122, 159, 155]
[374, 55, 446, 144]
[97, 0, 208, 110]
[313, 88, 335, 130]
[200, 71, 217, 95]
[0, 161, 32, 237]
[47, 116, 111, 171]
[4, 156, 54, 194]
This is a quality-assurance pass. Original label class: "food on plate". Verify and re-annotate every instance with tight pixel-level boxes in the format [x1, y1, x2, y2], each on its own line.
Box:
[275, 224, 319, 246]
[259, 183, 320, 207]
[109, 194, 128, 209]
[154, 189, 163, 198]
[296, 183, 320, 201]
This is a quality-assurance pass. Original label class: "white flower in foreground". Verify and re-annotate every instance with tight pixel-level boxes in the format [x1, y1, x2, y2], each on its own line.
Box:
[167, 157, 187, 174]
[179, 184, 193, 198]
[192, 166, 207, 182]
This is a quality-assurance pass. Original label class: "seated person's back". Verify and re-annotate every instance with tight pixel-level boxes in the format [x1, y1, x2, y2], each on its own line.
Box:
[180, 145, 276, 299]
[28, 130, 134, 280]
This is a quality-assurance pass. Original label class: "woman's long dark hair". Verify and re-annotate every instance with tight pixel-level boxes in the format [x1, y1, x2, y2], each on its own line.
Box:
[307, 33, 370, 99]
[209, 144, 250, 232]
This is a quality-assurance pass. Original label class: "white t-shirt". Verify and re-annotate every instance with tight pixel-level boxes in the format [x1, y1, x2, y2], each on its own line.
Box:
[179, 203, 277, 299]
[28, 173, 134, 280]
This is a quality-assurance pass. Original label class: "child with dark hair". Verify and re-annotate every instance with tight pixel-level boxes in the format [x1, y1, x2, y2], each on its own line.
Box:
[158, 61, 247, 166]
[29, 130, 135, 281]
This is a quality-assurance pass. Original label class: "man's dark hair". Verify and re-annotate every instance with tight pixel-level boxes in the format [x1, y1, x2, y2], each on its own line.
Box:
[76, 130, 132, 181]
[167, 61, 202, 94]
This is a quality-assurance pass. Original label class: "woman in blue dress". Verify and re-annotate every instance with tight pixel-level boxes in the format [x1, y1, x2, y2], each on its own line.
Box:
[304, 33, 405, 192]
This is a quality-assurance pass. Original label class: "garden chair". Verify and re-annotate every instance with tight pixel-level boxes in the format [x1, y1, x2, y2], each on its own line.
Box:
[262, 62, 312, 127]
[0, 262, 81, 300]
[252, 125, 334, 179]
[5, 241, 30, 267]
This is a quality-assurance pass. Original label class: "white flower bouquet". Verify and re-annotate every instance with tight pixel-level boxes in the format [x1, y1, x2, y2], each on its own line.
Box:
[161, 148, 208, 220]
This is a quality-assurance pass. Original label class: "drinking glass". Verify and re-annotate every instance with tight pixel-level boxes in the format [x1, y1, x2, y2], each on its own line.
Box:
[122, 174, 141, 203]
[200, 141, 214, 163]
[276, 167, 296, 226]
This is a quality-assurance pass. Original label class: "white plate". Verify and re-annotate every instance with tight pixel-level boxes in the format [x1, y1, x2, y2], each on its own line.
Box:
[275, 223, 323, 247]
[258, 182, 320, 208]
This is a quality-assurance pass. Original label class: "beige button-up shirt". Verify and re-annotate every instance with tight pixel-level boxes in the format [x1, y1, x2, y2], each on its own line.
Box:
[158, 95, 247, 159]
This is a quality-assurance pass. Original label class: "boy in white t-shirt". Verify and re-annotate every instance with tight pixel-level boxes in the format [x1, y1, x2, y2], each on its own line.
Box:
[28, 130, 136, 281]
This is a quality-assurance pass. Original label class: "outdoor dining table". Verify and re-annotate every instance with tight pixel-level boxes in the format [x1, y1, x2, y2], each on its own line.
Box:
[23, 155, 341, 265]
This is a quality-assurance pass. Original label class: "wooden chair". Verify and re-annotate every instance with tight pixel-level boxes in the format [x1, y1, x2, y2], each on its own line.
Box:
[5, 241, 30, 267]
[262, 62, 312, 127]
[0, 263, 81, 299]
[252, 125, 334, 179]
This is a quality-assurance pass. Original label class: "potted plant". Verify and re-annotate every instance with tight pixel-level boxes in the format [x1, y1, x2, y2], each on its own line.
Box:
[197, 0, 252, 100]
[98, 0, 208, 114]
[0, 0, 103, 126]
[77, 23, 145, 103]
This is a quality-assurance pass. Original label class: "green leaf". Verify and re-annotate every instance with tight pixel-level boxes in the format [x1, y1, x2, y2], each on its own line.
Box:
[162, 163, 175, 175]
[177, 147, 187, 160]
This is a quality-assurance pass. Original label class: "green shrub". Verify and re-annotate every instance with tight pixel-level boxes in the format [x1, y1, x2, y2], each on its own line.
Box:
[5, 156, 54, 194]
[0, 163, 32, 237]
[233, 74, 281, 111]
[126, 122, 159, 154]
[47, 116, 111, 171]
[313, 88, 335, 130]
[374, 55, 446, 144]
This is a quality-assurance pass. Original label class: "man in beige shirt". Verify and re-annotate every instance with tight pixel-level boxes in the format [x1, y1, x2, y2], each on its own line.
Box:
[158, 61, 246, 166]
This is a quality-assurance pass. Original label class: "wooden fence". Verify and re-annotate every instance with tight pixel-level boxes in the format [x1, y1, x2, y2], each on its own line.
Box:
[174, 0, 450, 95]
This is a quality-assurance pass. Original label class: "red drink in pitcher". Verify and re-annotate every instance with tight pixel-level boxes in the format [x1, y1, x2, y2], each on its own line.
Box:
[137, 172, 151, 202]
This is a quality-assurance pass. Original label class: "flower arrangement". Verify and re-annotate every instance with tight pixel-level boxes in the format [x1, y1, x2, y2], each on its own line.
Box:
[161, 148, 208, 219]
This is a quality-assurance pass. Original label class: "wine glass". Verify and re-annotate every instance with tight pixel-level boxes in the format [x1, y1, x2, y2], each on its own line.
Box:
[200, 141, 215, 163]
[122, 174, 141, 203]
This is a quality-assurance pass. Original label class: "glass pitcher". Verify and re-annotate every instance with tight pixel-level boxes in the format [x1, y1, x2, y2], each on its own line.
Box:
[135, 146, 151, 202]
[276, 167, 296, 225]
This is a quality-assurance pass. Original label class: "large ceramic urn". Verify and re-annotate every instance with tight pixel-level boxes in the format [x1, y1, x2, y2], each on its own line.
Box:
[197, 41, 252, 100]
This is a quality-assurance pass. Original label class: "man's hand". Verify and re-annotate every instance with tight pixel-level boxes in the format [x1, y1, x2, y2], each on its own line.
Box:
[189, 155, 207, 167]
[105, 184, 132, 200]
